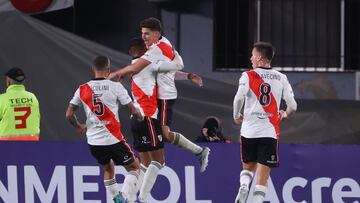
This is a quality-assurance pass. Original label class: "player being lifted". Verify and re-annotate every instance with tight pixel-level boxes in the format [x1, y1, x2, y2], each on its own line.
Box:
[233, 42, 297, 203]
[66, 56, 143, 203]
[109, 17, 210, 173]
[110, 36, 184, 202]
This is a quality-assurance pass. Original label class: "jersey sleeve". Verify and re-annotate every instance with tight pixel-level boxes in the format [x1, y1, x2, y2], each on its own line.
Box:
[69, 88, 82, 107]
[155, 51, 184, 72]
[115, 83, 132, 105]
[281, 75, 297, 114]
[282, 75, 295, 99]
[233, 72, 249, 119]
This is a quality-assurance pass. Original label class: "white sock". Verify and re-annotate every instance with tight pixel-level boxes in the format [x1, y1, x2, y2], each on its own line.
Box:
[172, 132, 203, 154]
[121, 170, 138, 202]
[138, 161, 163, 201]
[240, 169, 254, 189]
[104, 177, 119, 199]
[136, 164, 147, 194]
[253, 185, 267, 203]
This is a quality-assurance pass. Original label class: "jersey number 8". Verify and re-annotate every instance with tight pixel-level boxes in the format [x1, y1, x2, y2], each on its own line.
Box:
[259, 83, 271, 106]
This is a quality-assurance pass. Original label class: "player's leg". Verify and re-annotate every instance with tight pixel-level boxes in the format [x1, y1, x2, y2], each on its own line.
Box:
[163, 125, 205, 155]
[235, 136, 257, 203]
[136, 152, 150, 195]
[111, 142, 140, 203]
[89, 145, 125, 203]
[159, 99, 210, 172]
[252, 164, 271, 203]
[135, 117, 165, 201]
[251, 138, 279, 203]
[138, 149, 165, 201]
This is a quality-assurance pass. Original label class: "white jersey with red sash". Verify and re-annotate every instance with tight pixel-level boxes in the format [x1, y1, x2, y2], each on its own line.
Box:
[141, 36, 177, 100]
[70, 79, 132, 145]
[131, 58, 159, 119]
[237, 68, 295, 139]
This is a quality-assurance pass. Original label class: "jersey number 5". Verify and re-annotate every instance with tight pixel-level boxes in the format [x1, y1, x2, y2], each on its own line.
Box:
[14, 107, 31, 129]
[92, 94, 104, 116]
[259, 83, 271, 106]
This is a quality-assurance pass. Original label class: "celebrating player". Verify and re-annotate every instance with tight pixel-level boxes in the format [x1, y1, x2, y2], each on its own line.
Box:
[66, 56, 143, 203]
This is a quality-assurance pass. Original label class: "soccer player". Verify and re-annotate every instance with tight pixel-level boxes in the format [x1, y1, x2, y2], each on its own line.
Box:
[0, 67, 40, 140]
[65, 56, 143, 203]
[112, 37, 184, 202]
[109, 17, 210, 174]
[233, 42, 297, 203]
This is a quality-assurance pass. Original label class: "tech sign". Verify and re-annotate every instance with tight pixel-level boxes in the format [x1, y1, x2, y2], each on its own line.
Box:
[0, 142, 359, 203]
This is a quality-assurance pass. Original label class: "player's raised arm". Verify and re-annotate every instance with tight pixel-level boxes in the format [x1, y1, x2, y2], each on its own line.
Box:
[175, 71, 203, 87]
[108, 58, 151, 80]
[155, 51, 184, 72]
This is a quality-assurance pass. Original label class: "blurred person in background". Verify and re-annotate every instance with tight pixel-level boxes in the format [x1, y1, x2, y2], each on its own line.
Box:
[196, 116, 231, 143]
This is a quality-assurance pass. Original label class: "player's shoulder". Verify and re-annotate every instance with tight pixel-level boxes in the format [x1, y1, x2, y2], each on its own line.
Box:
[101, 79, 124, 88]
[155, 36, 174, 60]
[271, 69, 289, 82]
[26, 90, 39, 100]
[242, 69, 257, 78]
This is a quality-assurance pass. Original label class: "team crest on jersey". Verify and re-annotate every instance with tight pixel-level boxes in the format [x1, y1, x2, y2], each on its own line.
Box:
[158, 134, 163, 142]
[271, 155, 276, 161]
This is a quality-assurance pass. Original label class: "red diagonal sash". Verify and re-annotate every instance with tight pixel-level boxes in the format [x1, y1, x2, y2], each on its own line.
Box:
[79, 84, 124, 141]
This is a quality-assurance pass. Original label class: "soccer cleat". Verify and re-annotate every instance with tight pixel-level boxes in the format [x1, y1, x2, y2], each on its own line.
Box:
[197, 147, 210, 172]
[113, 192, 126, 203]
[234, 185, 249, 203]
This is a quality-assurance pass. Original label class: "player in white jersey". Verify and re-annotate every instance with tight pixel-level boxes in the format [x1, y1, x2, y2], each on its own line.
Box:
[141, 18, 210, 174]
[109, 37, 184, 202]
[109, 17, 210, 174]
[233, 42, 297, 203]
[65, 56, 144, 203]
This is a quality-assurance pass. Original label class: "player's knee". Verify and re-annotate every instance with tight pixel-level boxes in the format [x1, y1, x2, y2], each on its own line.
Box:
[102, 161, 114, 173]
[162, 131, 171, 140]
[242, 162, 256, 171]
[125, 159, 140, 172]
[150, 161, 165, 169]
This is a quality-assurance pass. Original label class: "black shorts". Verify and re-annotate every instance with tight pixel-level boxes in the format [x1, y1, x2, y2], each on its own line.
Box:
[240, 136, 279, 168]
[89, 141, 135, 166]
[131, 116, 164, 152]
[157, 99, 176, 127]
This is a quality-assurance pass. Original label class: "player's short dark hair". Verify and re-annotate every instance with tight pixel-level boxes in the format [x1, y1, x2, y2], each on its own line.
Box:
[254, 42, 275, 61]
[93, 56, 109, 71]
[140, 17, 162, 32]
[128, 38, 147, 57]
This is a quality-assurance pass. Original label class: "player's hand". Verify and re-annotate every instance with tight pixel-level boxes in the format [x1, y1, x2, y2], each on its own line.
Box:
[77, 124, 87, 135]
[136, 114, 144, 122]
[233, 115, 243, 125]
[108, 71, 124, 81]
[279, 110, 287, 121]
[188, 73, 203, 87]
[133, 111, 144, 122]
